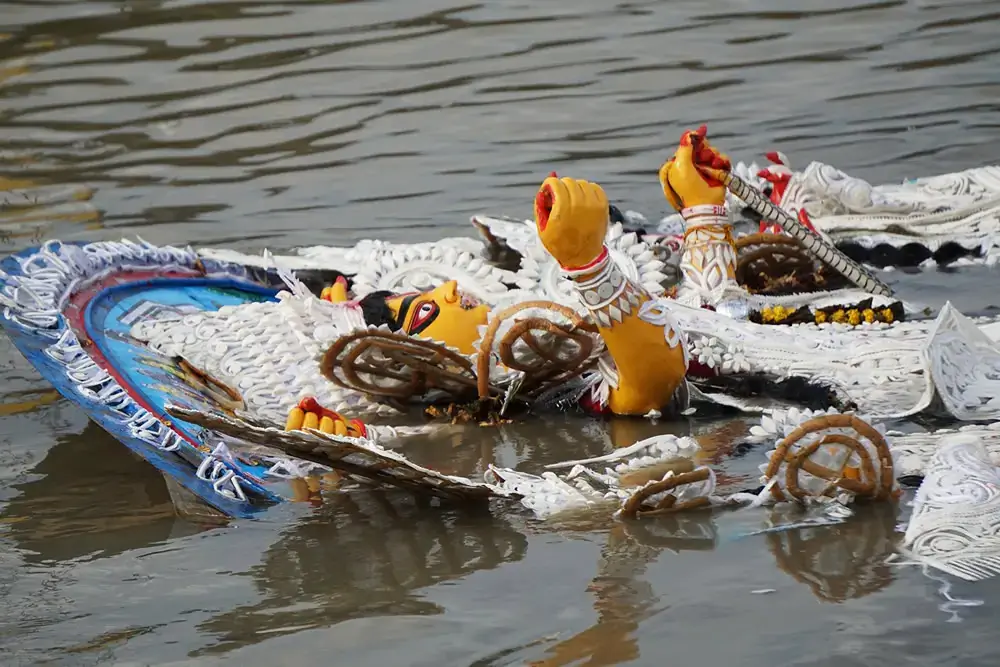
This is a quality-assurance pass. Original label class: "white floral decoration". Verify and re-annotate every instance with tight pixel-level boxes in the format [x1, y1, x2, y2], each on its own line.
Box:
[688, 335, 723, 370]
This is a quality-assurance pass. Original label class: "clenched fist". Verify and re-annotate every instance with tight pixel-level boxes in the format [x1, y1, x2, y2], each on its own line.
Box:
[659, 124, 732, 212]
[533, 173, 610, 269]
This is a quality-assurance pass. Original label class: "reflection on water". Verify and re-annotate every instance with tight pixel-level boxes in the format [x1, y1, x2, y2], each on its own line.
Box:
[529, 518, 709, 667]
[2, 0, 1000, 662]
[195, 494, 527, 656]
[766, 503, 900, 603]
[526, 505, 904, 666]
[0, 177, 101, 247]
[1, 421, 202, 563]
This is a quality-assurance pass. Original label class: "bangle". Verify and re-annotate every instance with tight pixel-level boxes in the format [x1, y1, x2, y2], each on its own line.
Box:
[680, 204, 727, 220]
[561, 246, 610, 277]
[562, 245, 645, 328]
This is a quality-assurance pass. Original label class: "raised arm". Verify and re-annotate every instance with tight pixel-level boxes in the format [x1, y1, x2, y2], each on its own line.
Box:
[659, 125, 740, 305]
[533, 175, 687, 416]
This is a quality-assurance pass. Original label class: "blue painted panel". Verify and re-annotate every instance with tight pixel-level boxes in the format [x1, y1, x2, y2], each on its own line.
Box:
[84, 278, 284, 494]
[0, 244, 295, 519]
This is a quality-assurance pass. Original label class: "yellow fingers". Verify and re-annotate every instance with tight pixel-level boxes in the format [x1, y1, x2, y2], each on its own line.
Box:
[584, 179, 608, 211]
[568, 178, 589, 209]
[539, 176, 607, 222]
[673, 133, 695, 166]
[659, 158, 683, 211]
[287, 396, 367, 440]
[302, 411, 319, 430]
[320, 278, 349, 303]
[535, 176, 568, 230]
[327, 279, 348, 303]
[285, 407, 305, 431]
[534, 174, 611, 269]
[313, 415, 349, 436]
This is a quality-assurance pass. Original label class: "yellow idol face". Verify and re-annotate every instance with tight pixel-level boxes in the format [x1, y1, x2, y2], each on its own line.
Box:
[385, 280, 491, 355]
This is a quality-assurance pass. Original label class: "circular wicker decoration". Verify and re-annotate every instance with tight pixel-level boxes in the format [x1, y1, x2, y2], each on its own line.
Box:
[735, 233, 822, 293]
[763, 413, 895, 503]
[321, 330, 484, 403]
[475, 300, 601, 401]
[619, 468, 714, 519]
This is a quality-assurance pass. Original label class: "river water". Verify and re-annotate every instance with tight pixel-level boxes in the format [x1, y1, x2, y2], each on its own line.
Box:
[2, 0, 1000, 665]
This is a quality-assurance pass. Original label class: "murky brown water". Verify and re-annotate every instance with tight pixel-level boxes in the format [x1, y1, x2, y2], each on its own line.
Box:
[3, 0, 1000, 664]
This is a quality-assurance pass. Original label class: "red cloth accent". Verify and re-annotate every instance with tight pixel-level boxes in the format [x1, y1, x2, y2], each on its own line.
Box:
[797, 208, 817, 232]
[578, 391, 611, 416]
[686, 358, 717, 378]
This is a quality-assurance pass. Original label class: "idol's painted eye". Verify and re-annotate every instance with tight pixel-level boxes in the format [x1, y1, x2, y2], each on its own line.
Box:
[408, 301, 439, 335]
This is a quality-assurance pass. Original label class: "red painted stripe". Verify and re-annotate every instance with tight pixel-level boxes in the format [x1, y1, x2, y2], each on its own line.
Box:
[63, 268, 207, 450]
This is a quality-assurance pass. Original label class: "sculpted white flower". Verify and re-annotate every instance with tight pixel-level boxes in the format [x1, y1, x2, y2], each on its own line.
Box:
[689, 335, 722, 369]
[721, 346, 750, 374]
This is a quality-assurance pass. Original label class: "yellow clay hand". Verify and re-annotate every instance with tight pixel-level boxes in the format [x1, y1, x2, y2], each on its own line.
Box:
[284, 396, 367, 437]
[320, 276, 349, 303]
[534, 173, 609, 269]
[659, 124, 732, 211]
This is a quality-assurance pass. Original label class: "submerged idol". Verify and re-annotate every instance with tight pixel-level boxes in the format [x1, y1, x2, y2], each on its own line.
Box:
[8, 124, 1000, 593]
[117, 126, 999, 439]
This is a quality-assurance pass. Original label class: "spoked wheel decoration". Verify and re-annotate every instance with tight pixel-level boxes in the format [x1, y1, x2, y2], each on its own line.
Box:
[321, 330, 485, 403]
[475, 300, 601, 401]
[619, 467, 715, 519]
[735, 233, 850, 295]
[762, 413, 895, 503]
[703, 167, 895, 297]
[765, 503, 899, 602]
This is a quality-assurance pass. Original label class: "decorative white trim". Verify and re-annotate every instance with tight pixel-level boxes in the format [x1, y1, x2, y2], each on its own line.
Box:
[730, 157, 1000, 256]
[677, 222, 739, 305]
[681, 204, 727, 219]
[562, 247, 647, 329]
[0, 239, 314, 506]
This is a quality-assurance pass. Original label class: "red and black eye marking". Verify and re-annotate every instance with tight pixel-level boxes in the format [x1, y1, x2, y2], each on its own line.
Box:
[408, 300, 440, 335]
[394, 294, 440, 335]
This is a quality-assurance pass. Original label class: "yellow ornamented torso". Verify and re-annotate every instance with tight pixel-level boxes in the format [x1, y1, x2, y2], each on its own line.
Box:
[562, 247, 688, 415]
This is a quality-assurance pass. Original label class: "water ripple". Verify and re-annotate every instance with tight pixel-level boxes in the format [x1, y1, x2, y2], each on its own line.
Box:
[2, 0, 1000, 662]
[0, 0, 993, 251]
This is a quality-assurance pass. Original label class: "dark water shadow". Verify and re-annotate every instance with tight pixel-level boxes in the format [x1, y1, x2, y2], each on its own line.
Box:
[0, 420, 207, 564]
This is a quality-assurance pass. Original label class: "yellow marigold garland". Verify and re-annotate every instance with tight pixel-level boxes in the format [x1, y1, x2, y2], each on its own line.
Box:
[757, 299, 900, 327]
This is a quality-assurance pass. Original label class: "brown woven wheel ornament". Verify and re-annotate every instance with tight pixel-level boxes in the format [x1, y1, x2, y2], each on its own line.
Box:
[321, 330, 486, 402]
[762, 413, 895, 503]
[735, 233, 817, 292]
[475, 301, 600, 401]
[619, 468, 714, 519]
